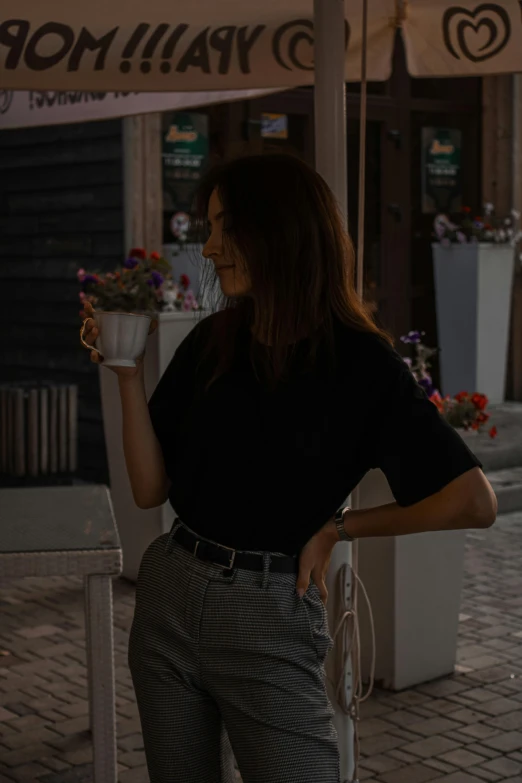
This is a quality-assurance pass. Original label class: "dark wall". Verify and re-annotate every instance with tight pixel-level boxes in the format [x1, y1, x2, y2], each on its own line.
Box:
[0, 119, 124, 485]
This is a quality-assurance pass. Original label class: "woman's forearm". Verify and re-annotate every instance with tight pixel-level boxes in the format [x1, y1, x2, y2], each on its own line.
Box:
[344, 468, 497, 540]
[118, 373, 170, 509]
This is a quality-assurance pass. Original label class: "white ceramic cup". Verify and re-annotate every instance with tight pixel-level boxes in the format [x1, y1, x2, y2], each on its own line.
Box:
[80, 311, 152, 368]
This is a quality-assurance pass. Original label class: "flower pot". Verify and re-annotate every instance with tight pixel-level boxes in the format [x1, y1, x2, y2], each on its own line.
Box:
[356, 468, 466, 690]
[99, 310, 209, 580]
[432, 242, 515, 404]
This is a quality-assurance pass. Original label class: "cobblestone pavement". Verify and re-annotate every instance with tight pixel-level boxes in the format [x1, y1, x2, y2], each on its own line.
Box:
[0, 512, 522, 782]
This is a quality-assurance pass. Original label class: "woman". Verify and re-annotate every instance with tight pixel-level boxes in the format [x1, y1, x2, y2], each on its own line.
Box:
[81, 154, 497, 783]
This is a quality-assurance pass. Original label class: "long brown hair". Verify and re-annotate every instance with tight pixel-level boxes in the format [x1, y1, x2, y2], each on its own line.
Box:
[194, 153, 392, 390]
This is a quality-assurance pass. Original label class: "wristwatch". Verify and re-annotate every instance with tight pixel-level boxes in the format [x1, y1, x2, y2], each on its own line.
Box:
[334, 506, 354, 542]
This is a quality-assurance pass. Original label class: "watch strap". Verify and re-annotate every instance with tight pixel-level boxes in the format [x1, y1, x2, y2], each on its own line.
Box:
[334, 506, 354, 542]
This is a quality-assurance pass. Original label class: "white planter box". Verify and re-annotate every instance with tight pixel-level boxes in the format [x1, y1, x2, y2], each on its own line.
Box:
[99, 311, 208, 580]
[433, 242, 515, 404]
[356, 469, 466, 691]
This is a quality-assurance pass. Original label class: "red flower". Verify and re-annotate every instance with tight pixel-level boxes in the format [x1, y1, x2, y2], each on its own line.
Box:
[455, 391, 470, 403]
[471, 393, 488, 411]
[477, 411, 490, 424]
[474, 217, 483, 223]
[471, 421, 480, 430]
[461, 206, 471, 213]
[129, 247, 147, 260]
[489, 426, 498, 438]
[484, 223, 493, 231]
[180, 274, 190, 289]
[150, 251, 161, 261]
[429, 392, 444, 412]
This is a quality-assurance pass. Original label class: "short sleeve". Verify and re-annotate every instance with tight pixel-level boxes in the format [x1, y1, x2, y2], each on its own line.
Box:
[147, 322, 202, 462]
[367, 337, 482, 507]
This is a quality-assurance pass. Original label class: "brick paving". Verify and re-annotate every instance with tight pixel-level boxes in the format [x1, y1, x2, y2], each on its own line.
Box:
[0, 512, 522, 782]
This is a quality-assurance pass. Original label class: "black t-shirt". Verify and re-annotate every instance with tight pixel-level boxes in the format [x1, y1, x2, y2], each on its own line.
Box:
[148, 313, 482, 556]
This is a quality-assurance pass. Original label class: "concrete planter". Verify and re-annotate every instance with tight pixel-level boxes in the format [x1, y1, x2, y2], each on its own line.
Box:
[356, 468, 466, 691]
[99, 311, 208, 580]
[432, 242, 515, 404]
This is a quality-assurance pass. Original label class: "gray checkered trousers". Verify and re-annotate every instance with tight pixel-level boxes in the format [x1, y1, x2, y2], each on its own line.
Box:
[128, 519, 340, 782]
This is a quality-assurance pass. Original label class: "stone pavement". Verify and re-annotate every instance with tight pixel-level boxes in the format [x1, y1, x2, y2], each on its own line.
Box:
[0, 512, 522, 783]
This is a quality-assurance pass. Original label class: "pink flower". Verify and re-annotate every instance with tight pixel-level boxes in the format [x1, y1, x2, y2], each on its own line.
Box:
[182, 299, 193, 312]
[77, 268, 86, 282]
[79, 291, 86, 302]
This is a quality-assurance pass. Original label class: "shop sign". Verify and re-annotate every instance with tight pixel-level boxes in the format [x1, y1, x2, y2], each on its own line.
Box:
[421, 127, 462, 214]
[162, 111, 209, 242]
[261, 113, 288, 139]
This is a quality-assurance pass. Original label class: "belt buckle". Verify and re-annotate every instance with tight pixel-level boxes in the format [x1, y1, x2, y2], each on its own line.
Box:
[213, 544, 236, 570]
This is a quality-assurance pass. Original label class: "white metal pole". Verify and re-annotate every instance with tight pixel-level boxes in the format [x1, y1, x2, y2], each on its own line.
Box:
[313, 2, 354, 781]
[314, 0, 348, 225]
[513, 75, 522, 215]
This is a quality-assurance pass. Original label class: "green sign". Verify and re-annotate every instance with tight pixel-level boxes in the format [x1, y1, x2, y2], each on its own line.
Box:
[421, 127, 462, 214]
[162, 112, 209, 242]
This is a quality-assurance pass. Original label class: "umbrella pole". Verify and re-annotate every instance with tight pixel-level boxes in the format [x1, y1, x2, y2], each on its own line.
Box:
[313, 2, 354, 781]
[313, 0, 348, 224]
[350, 2, 369, 781]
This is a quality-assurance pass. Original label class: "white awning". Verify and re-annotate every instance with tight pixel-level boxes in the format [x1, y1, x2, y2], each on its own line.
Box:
[2, 1, 520, 130]
[401, 0, 522, 78]
[0, 0, 396, 92]
[0, 88, 284, 129]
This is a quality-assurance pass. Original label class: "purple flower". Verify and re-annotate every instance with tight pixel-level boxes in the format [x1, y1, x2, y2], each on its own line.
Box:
[400, 331, 422, 345]
[148, 271, 164, 289]
[81, 274, 99, 291]
[418, 376, 436, 396]
[124, 257, 139, 269]
[456, 231, 467, 243]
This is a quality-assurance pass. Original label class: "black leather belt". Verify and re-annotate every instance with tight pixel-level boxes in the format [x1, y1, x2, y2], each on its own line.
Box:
[172, 523, 298, 574]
